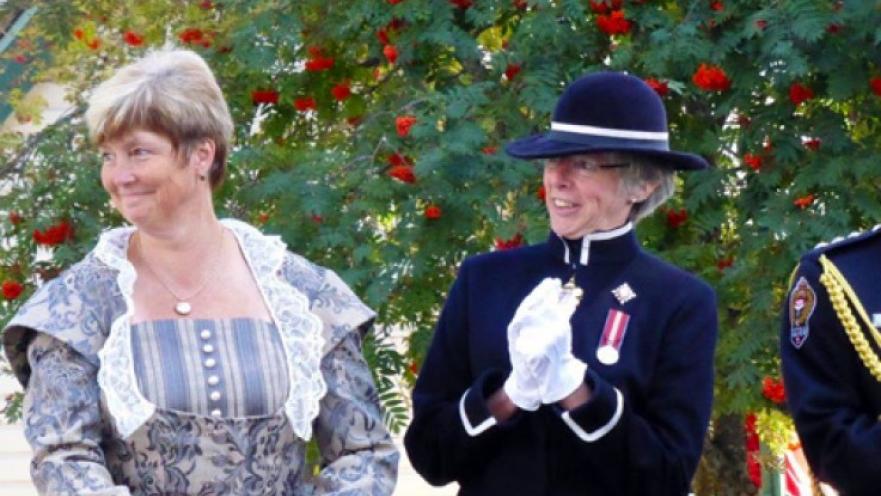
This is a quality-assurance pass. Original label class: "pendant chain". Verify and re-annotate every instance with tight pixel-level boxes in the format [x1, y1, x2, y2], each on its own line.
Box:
[135, 227, 225, 314]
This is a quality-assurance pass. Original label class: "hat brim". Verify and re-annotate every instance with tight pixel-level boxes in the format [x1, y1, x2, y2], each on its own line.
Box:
[505, 133, 709, 171]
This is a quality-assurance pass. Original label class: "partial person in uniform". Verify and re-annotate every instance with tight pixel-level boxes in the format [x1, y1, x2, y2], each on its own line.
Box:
[2, 48, 397, 495]
[781, 227, 881, 495]
[404, 72, 718, 495]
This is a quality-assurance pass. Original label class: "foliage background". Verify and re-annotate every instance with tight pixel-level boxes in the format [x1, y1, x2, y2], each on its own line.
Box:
[3, 0, 881, 492]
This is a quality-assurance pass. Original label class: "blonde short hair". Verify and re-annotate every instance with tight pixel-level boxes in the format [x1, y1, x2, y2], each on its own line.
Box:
[85, 48, 233, 188]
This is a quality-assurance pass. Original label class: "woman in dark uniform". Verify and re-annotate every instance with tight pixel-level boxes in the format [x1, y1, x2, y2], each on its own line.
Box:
[404, 71, 718, 495]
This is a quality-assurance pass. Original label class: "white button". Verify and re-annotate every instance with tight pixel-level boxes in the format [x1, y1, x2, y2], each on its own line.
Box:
[202, 344, 214, 353]
[207, 375, 220, 386]
[209, 391, 222, 401]
[200, 329, 212, 340]
[204, 358, 216, 368]
[210, 409, 222, 417]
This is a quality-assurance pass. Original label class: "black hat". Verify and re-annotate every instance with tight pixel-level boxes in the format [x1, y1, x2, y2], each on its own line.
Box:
[505, 71, 709, 170]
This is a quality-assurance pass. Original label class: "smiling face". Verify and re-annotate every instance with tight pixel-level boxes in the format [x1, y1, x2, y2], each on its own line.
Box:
[543, 154, 640, 239]
[100, 129, 213, 229]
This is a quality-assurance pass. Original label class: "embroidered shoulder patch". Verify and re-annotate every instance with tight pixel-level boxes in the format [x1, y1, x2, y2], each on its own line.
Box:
[789, 276, 816, 349]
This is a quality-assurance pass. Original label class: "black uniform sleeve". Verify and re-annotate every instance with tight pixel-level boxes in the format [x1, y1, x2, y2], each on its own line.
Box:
[780, 256, 881, 494]
[403, 260, 523, 486]
[556, 283, 717, 495]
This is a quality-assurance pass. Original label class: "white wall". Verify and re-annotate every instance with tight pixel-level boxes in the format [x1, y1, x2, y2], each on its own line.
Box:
[1, 82, 72, 135]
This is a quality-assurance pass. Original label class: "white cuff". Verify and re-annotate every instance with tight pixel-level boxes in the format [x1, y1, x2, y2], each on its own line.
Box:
[459, 388, 498, 437]
[560, 388, 623, 442]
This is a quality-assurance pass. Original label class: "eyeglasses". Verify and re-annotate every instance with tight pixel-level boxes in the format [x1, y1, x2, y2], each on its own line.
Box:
[544, 157, 630, 173]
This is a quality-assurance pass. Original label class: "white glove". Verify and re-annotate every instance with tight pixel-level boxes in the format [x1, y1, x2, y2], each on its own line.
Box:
[503, 278, 562, 411]
[534, 323, 587, 404]
[512, 280, 586, 404]
[503, 278, 560, 411]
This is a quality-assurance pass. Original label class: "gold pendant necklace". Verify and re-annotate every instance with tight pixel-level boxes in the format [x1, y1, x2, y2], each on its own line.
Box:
[135, 229, 225, 316]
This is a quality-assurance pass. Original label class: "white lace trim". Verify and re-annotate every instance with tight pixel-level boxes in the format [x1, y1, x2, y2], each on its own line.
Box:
[93, 219, 326, 441]
[223, 219, 326, 441]
[94, 226, 155, 438]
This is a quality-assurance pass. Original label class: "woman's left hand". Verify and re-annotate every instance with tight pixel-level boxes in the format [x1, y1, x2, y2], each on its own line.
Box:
[533, 327, 588, 405]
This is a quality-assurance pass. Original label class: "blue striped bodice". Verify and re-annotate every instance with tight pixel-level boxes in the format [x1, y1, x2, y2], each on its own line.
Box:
[130, 318, 289, 418]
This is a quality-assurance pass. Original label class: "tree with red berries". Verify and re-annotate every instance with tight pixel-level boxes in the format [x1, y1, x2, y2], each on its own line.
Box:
[3, 0, 881, 491]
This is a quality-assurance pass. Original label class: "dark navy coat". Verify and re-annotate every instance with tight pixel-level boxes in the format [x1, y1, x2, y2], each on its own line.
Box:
[404, 226, 717, 496]
[781, 227, 881, 495]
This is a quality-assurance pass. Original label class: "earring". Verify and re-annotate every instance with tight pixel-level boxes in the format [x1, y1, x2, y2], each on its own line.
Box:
[198, 174, 207, 181]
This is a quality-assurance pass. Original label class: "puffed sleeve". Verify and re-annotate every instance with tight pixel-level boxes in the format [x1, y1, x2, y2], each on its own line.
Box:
[552, 281, 717, 495]
[281, 252, 376, 350]
[311, 330, 399, 495]
[780, 256, 881, 493]
[2, 257, 128, 495]
[23, 333, 130, 496]
[281, 252, 398, 494]
[3, 256, 121, 388]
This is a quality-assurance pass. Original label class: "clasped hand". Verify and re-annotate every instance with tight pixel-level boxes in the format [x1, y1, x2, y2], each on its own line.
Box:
[503, 278, 587, 411]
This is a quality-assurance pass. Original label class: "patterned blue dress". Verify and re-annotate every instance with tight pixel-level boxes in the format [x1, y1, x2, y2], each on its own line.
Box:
[3, 219, 398, 495]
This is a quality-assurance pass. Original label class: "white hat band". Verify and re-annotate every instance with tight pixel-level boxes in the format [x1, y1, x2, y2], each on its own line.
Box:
[551, 122, 669, 142]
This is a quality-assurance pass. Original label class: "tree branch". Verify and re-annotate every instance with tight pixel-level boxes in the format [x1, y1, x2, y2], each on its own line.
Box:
[0, 105, 84, 181]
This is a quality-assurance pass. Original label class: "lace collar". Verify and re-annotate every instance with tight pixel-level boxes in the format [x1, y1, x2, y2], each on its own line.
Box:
[92, 219, 325, 441]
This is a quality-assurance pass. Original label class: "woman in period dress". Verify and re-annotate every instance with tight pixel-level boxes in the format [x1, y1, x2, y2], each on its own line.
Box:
[3, 48, 397, 495]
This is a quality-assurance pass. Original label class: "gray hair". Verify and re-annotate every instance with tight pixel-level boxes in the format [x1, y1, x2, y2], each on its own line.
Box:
[85, 48, 233, 189]
[594, 152, 676, 222]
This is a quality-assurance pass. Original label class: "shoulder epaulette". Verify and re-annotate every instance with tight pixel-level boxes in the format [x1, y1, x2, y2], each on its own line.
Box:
[816, 250, 881, 383]
[813, 224, 881, 252]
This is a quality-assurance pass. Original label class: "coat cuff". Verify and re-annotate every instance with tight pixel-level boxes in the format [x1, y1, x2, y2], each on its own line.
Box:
[559, 368, 623, 442]
[459, 369, 509, 437]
